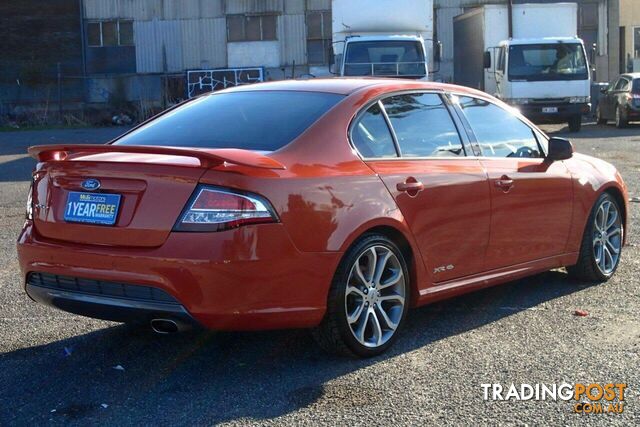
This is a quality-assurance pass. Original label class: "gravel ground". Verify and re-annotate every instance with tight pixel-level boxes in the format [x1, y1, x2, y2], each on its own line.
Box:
[0, 124, 638, 426]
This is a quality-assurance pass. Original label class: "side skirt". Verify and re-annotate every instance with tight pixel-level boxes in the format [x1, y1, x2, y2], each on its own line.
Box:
[415, 253, 579, 306]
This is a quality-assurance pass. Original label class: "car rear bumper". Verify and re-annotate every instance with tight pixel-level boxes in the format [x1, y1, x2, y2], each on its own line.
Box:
[624, 104, 640, 119]
[517, 102, 591, 122]
[17, 221, 341, 330]
[25, 274, 199, 328]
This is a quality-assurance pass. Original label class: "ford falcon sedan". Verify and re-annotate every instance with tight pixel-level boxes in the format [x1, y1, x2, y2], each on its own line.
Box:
[18, 79, 628, 357]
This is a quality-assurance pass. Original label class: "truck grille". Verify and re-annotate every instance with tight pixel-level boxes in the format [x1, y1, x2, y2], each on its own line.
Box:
[27, 272, 179, 304]
[530, 98, 569, 104]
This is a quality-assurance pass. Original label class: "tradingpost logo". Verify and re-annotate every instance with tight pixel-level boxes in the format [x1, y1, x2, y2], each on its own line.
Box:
[481, 383, 627, 414]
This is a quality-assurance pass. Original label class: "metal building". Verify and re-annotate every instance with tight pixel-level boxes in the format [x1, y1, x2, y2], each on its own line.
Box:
[81, 0, 333, 104]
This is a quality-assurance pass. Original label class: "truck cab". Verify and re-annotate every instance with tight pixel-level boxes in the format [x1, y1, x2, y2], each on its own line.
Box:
[336, 35, 429, 80]
[491, 37, 591, 132]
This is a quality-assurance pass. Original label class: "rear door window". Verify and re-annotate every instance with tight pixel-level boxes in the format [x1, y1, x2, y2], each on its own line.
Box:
[381, 93, 465, 157]
[114, 91, 343, 151]
[351, 103, 398, 158]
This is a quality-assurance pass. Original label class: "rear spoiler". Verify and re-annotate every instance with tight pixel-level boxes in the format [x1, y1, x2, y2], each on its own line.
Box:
[27, 144, 286, 170]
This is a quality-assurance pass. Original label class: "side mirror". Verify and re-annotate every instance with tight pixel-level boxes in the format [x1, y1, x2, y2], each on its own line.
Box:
[600, 86, 609, 94]
[434, 41, 443, 63]
[547, 137, 573, 161]
[483, 51, 492, 69]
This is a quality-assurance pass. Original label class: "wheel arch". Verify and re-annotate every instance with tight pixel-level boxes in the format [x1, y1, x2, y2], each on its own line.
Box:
[337, 222, 425, 307]
[602, 185, 628, 245]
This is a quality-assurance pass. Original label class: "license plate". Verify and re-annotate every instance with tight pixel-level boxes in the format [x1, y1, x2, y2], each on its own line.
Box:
[64, 192, 121, 225]
[542, 107, 558, 113]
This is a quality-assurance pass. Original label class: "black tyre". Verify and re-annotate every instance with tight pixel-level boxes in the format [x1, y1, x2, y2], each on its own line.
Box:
[615, 105, 628, 128]
[567, 193, 623, 282]
[596, 105, 607, 125]
[312, 234, 410, 357]
[568, 115, 582, 132]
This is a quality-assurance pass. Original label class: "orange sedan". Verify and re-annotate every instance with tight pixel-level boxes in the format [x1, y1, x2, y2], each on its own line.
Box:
[17, 79, 628, 357]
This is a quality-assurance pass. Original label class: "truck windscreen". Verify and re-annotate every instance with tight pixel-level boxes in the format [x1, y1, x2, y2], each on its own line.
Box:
[344, 41, 426, 78]
[508, 43, 588, 82]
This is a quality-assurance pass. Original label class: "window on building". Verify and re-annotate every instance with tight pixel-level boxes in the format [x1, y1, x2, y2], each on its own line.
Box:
[87, 20, 134, 47]
[635, 27, 640, 58]
[306, 10, 332, 65]
[227, 15, 277, 42]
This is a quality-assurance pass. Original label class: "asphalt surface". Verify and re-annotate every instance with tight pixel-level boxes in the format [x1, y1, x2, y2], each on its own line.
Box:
[0, 124, 638, 426]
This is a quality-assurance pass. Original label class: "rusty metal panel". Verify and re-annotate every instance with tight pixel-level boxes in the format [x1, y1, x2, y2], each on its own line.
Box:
[225, 0, 284, 14]
[278, 14, 306, 65]
[306, 0, 330, 11]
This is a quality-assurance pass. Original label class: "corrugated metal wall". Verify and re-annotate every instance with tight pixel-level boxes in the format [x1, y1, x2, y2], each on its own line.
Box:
[279, 14, 306, 65]
[225, 0, 284, 14]
[135, 18, 226, 72]
[306, 0, 330, 11]
[437, 7, 463, 61]
[86, 0, 311, 73]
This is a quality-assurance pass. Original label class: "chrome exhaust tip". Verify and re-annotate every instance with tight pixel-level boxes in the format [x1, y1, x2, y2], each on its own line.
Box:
[150, 318, 180, 334]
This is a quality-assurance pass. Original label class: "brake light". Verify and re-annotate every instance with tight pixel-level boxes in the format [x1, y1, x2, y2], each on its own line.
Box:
[25, 181, 33, 220]
[173, 186, 278, 232]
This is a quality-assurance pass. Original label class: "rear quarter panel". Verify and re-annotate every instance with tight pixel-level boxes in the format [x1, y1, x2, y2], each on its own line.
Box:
[198, 87, 431, 304]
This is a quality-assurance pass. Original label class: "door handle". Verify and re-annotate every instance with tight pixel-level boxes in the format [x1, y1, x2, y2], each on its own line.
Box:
[494, 175, 514, 192]
[397, 179, 424, 195]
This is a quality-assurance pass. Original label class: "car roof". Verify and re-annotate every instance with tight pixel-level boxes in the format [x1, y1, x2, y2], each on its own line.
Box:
[620, 73, 640, 80]
[216, 78, 489, 97]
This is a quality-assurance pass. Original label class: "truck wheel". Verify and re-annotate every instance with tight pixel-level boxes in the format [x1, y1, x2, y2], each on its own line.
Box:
[615, 105, 628, 128]
[596, 105, 607, 125]
[568, 115, 582, 132]
[567, 193, 623, 282]
[312, 234, 410, 357]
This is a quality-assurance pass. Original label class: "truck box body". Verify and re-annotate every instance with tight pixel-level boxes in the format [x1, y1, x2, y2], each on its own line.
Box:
[332, 0, 434, 79]
[454, 3, 578, 93]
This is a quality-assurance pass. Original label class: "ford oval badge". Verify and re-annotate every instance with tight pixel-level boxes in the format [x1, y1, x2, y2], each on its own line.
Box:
[81, 178, 101, 191]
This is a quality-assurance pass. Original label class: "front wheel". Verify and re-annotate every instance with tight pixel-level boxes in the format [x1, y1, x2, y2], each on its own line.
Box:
[568, 193, 623, 282]
[568, 115, 582, 132]
[312, 234, 410, 357]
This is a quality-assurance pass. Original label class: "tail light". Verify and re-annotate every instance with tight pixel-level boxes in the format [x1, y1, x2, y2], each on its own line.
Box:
[25, 178, 34, 220]
[173, 185, 278, 232]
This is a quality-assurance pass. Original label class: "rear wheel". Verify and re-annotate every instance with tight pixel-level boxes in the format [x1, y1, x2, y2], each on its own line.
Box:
[312, 234, 410, 357]
[568, 115, 582, 132]
[596, 105, 607, 125]
[568, 193, 623, 282]
[616, 105, 628, 128]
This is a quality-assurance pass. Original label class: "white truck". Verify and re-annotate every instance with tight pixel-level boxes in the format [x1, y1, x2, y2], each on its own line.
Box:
[454, 3, 591, 132]
[330, 0, 437, 80]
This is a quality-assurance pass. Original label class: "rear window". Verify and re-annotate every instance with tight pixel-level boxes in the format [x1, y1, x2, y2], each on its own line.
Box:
[114, 91, 343, 151]
[633, 79, 640, 94]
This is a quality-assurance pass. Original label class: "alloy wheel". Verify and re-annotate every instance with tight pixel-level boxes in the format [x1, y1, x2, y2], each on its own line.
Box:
[345, 245, 406, 348]
[593, 200, 622, 275]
